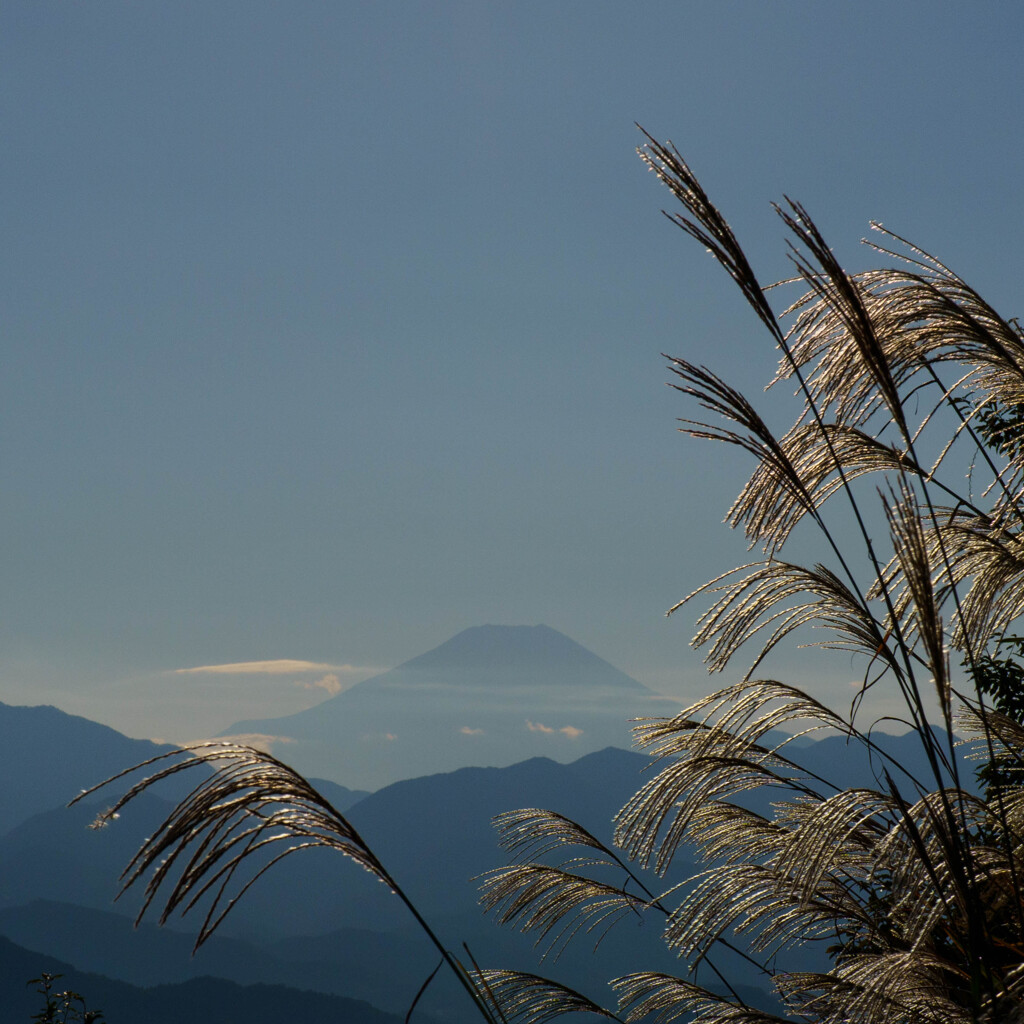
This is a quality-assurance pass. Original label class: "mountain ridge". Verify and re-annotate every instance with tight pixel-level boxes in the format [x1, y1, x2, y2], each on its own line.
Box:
[1, 931, 432, 1024]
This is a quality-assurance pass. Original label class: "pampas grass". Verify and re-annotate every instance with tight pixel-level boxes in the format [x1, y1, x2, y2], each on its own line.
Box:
[478, 136, 1024, 1023]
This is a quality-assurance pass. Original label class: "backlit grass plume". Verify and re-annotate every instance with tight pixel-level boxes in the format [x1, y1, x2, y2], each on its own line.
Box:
[72, 742, 506, 1024]
[477, 136, 1024, 1023]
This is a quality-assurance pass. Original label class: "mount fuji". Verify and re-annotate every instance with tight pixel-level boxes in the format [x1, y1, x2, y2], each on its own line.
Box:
[223, 624, 667, 789]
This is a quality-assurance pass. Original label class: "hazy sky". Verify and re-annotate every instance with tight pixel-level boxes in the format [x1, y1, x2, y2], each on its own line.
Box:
[3, 2, 1023, 741]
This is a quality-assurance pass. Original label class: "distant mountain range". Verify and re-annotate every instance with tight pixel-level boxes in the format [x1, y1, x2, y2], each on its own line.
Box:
[2, 932, 428, 1024]
[0, 686, 728, 1019]
[223, 624, 666, 789]
[0, 627, 951, 1022]
[0, 699, 940, 1021]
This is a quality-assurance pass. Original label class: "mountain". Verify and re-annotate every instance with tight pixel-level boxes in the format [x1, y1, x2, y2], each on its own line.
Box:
[0, 900, 436, 1019]
[223, 624, 663, 788]
[0, 791, 184, 913]
[0, 702, 178, 837]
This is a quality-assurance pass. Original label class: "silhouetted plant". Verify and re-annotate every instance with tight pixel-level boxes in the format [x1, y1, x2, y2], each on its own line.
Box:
[968, 639, 1024, 795]
[28, 973, 104, 1024]
[79, 135, 1024, 1024]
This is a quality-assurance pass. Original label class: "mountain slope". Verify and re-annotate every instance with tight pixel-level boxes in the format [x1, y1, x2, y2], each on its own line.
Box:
[0, 702, 177, 837]
[0, 900, 436, 1019]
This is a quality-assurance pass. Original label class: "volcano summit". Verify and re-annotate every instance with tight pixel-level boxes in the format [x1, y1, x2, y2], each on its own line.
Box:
[223, 625, 663, 789]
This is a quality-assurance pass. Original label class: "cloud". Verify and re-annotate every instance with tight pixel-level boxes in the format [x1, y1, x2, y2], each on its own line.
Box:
[295, 673, 343, 696]
[361, 731, 399, 743]
[175, 659, 357, 676]
[526, 720, 583, 739]
[460, 726, 484, 735]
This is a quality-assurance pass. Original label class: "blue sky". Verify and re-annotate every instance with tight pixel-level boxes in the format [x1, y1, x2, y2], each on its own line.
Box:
[3, 2, 1023, 741]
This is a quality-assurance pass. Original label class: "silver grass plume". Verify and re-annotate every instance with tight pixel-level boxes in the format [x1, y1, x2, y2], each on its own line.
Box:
[72, 743, 505, 1024]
